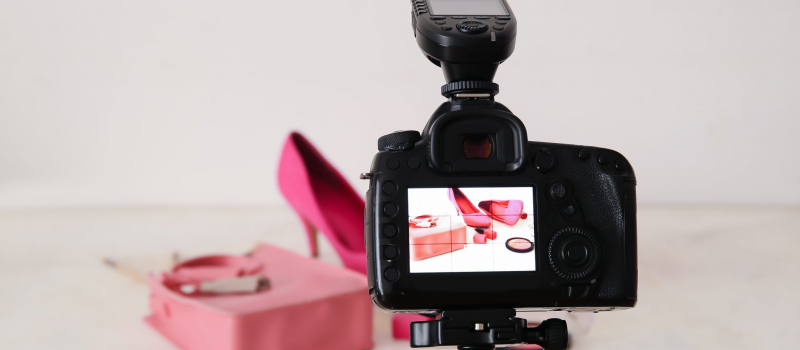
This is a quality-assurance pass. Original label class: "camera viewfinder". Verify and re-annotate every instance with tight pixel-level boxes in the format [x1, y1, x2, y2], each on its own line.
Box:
[463, 135, 493, 159]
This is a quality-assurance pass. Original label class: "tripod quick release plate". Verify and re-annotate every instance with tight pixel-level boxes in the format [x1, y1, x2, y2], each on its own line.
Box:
[410, 310, 568, 350]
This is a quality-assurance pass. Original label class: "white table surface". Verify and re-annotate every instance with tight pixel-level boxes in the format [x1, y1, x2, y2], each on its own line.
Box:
[1, 205, 798, 349]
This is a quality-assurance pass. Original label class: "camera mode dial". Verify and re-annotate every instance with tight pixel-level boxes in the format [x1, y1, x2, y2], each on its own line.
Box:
[548, 226, 602, 280]
[456, 20, 489, 34]
[378, 130, 421, 151]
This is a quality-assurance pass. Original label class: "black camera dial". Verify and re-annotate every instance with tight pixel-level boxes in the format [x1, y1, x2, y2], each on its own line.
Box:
[378, 130, 421, 151]
[456, 20, 489, 34]
[548, 226, 602, 280]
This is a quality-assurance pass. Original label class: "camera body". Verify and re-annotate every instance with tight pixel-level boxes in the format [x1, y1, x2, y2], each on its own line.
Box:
[362, 0, 637, 314]
[365, 100, 637, 312]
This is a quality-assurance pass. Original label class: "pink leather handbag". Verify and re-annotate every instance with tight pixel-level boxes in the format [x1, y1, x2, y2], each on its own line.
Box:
[145, 244, 374, 350]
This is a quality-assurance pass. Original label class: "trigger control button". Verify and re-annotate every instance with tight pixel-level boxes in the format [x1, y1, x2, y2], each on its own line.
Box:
[384, 267, 399, 281]
[383, 224, 398, 238]
[550, 183, 567, 200]
[383, 203, 399, 217]
[383, 245, 400, 260]
[562, 285, 589, 298]
[535, 151, 555, 172]
[387, 157, 401, 170]
[382, 181, 397, 195]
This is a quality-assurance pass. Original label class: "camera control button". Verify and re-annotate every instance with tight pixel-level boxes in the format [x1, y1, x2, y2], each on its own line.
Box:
[383, 245, 400, 260]
[615, 159, 627, 170]
[457, 20, 489, 34]
[563, 205, 577, 217]
[550, 183, 567, 200]
[383, 224, 398, 238]
[475, 16, 490, 19]
[598, 154, 610, 165]
[452, 16, 467, 19]
[441, 26, 453, 31]
[561, 285, 589, 298]
[384, 267, 399, 281]
[497, 16, 511, 20]
[535, 151, 555, 172]
[383, 203, 399, 217]
[407, 157, 421, 169]
[578, 149, 591, 160]
[493, 25, 505, 31]
[566, 243, 588, 264]
[387, 157, 401, 170]
[435, 20, 446, 25]
[382, 181, 397, 195]
[430, 16, 446, 20]
[496, 20, 507, 25]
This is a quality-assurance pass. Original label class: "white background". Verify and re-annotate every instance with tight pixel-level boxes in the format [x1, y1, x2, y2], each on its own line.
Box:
[2, 0, 799, 208]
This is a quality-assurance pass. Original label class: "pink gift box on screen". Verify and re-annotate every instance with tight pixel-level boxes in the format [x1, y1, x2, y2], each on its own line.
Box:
[145, 244, 374, 350]
[408, 215, 467, 260]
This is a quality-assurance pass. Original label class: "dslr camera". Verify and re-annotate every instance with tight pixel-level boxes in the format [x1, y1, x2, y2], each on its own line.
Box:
[363, 1, 637, 348]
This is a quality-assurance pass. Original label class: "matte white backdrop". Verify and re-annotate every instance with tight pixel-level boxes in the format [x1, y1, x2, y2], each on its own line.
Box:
[1, 0, 799, 208]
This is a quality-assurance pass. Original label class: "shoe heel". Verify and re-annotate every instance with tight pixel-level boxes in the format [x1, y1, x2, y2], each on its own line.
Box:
[300, 217, 319, 257]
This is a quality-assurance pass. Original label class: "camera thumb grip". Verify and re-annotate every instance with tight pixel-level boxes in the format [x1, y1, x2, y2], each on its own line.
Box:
[525, 318, 569, 350]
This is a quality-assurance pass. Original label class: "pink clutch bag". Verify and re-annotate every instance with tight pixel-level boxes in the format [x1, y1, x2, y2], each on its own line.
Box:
[145, 244, 374, 350]
[408, 215, 467, 260]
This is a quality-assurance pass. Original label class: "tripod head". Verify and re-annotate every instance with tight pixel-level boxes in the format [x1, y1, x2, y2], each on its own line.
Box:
[410, 0, 516, 98]
[410, 309, 568, 350]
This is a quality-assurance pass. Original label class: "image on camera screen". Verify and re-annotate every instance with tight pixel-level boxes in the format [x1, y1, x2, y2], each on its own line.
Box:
[407, 187, 536, 273]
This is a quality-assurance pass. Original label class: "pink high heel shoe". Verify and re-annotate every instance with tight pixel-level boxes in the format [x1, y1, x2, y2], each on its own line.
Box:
[448, 188, 491, 228]
[277, 132, 366, 274]
[478, 200, 528, 226]
[278, 132, 431, 339]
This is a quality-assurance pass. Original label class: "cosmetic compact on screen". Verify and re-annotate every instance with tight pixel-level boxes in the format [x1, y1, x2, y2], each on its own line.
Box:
[407, 187, 535, 273]
[428, 0, 509, 16]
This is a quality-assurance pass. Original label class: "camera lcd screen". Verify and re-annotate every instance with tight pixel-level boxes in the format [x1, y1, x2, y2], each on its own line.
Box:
[428, 0, 509, 16]
[407, 187, 536, 273]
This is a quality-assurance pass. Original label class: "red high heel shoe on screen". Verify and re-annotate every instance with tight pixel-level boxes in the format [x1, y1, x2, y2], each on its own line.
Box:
[448, 188, 491, 228]
[277, 132, 366, 274]
[478, 200, 529, 226]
